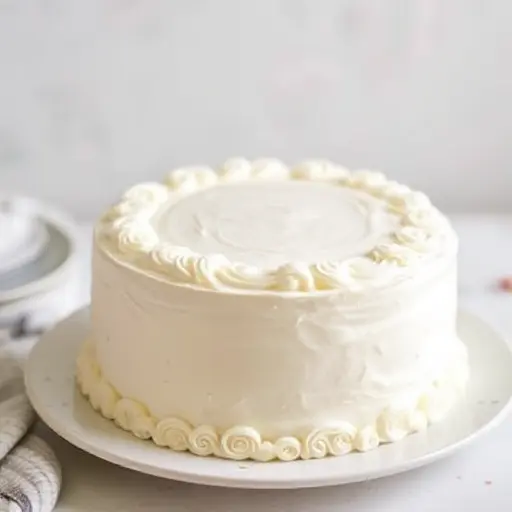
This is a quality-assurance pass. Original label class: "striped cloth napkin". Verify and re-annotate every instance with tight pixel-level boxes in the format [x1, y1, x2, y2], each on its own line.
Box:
[0, 337, 61, 512]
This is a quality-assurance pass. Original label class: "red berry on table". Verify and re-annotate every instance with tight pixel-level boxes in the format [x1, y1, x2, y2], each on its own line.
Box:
[499, 277, 512, 291]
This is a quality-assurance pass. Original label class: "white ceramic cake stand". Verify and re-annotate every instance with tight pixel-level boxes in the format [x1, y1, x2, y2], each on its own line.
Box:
[25, 308, 512, 489]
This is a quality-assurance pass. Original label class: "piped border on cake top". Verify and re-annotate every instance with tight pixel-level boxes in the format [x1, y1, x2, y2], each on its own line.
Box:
[96, 158, 456, 293]
[76, 339, 468, 462]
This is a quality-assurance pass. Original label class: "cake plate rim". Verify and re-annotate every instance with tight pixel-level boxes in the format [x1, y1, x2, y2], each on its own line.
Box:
[24, 307, 512, 489]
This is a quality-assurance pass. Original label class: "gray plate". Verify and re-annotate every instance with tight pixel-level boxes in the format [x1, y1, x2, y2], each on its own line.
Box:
[0, 203, 78, 303]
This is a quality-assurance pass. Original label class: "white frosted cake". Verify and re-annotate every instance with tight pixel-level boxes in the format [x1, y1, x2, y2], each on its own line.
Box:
[77, 159, 469, 462]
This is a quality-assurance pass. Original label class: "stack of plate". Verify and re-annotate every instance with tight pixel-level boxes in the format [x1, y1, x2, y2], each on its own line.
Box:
[0, 195, 85, 342]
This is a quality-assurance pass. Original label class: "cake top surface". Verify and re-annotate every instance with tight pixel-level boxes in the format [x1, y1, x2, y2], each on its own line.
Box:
[150, 180, 399, 269]
[95, 158, 456, 294]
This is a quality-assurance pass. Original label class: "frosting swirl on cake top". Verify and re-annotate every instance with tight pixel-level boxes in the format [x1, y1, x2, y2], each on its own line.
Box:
[96, 159, 456, 293]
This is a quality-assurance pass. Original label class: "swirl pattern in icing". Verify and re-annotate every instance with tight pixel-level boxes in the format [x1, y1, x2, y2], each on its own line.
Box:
[154, 418, 192, 451]
[77, 340, 468, 462]
[188, 425, 219, 457]
[220, 426, 263, 461]
[96, 158, 457, 293]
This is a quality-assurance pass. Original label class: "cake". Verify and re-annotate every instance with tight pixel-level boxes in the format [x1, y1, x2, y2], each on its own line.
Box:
[77, 158, 469, 462]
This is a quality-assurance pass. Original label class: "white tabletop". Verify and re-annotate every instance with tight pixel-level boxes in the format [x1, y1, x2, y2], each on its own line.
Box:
[39, 215, 512, 512]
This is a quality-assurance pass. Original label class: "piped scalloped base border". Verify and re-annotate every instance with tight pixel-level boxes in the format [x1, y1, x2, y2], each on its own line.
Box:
[76, 341, 469, 462]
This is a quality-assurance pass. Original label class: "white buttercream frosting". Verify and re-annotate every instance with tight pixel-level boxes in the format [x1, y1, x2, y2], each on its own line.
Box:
[154, 418, 192, 451]
[84, 158, 469, 462]
[123, 182, 170, 205]
[188, 425, 219, 457]
[95, 158, 457, 293]
[114, 399, 155, 440]
[291, 160, 350, 181]
[77, 340, 468, 461]
[165, 166, 218, 192]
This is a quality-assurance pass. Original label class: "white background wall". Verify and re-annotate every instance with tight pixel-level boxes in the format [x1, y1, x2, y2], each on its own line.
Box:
[0, 0, 511, 219]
